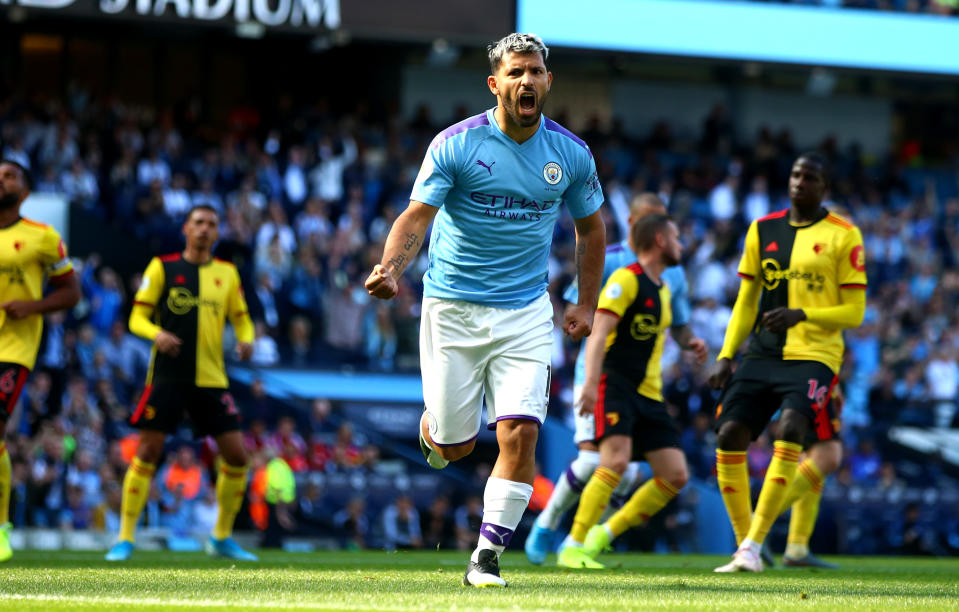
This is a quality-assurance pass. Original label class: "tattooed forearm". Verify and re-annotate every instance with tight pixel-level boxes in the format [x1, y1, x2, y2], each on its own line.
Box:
[403, 232, 421, 250]
[385, 231, 424, 276]
[386, 253, 409, 275]
[575, 242, 586, 277]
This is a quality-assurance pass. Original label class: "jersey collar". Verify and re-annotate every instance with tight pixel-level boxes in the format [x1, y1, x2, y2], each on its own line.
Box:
[486, 108, 544, 147]
[0, 216, 21, 231]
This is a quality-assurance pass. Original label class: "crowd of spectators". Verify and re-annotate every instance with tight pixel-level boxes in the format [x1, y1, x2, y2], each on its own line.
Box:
[2, 83, 959, 553]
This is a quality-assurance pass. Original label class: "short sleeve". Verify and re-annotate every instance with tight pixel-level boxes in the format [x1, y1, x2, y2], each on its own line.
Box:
[838, 226, 868, 289]
[133, 258, 165, 307]
[563, 150, 603, 219]
[409, 134, 458, 208]
[40, 226, 73, 279]
[737, 221, 761, 281]
[597, 268, 638, 319]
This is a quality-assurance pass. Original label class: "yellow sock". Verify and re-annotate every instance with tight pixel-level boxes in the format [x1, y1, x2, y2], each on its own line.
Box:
[745, 440, 802, 545]
[570, 466, 620, 543]
[778, 458, 823, 516]
[0, 443, 10, 525]
[213, 463, 249, 540]
[606, 477, 679, 538]
[787, 462, 824, 552]
[716, 450, 751, 545]
[118, 457, 155, 543]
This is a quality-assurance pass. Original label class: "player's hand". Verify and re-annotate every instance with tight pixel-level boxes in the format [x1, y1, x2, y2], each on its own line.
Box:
[762, 307, 806, 333]
[708, 358, 733, 390]
[365, 264, 398, 300]
[235, 342, 253, 361]
[686, 337, 708, 364]
[1, 300, 38, 320]
[155, 330, 183, 357]
[577, 384, 598, 417]
[563, 303, 594, 342]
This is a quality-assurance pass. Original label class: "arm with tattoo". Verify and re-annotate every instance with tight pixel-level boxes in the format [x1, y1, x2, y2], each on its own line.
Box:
[365, 201, 439, 300]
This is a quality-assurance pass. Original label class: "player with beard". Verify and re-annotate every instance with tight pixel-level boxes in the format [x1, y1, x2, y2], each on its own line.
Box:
[366, 33, 606, 587]
[105, 205, 256, 562]
[555, 214, 704, 568]
[525, 193, 706, 565]
[0, 160, 80, 561]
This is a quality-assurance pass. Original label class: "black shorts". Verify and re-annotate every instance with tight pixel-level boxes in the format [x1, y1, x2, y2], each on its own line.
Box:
[715, 358, 839, 443]
[594, 371, 681, 459]
[0, 362, 29, 418]
[131, 382, 241, 437]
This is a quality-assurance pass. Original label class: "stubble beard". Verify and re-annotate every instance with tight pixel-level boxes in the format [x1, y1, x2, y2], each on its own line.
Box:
[0, 192, 21, 210]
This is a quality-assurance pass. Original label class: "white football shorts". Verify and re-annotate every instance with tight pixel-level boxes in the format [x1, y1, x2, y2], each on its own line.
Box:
[420, 293, 553, 447]
[572, 383, 598, 444]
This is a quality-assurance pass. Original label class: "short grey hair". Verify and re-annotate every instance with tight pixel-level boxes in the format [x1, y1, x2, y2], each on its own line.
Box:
[487, 33, 549, 73]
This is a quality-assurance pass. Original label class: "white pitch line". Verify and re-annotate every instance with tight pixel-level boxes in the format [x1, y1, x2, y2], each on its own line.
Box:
[0, 593, 423, 610]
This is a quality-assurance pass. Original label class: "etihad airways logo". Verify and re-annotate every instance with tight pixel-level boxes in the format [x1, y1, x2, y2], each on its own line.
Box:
[761, 258, 825, 291]
[469, 192, 557, 221]
[167, 287, 221, 316]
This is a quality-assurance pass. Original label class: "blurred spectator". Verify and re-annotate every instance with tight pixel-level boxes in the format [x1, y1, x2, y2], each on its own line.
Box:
[192, 488, 219, 538]
[454, 495, 483, 551]
[382, 494, 422, 550]
[296, 478, 333, 536]
[421, 494, 455, 550]
[849, 438, 882, 484]
[260, 454, 297, 548]
[333, 497, 368, 550]
[899, 502, 936, 556]
[251, 321, 280, 367]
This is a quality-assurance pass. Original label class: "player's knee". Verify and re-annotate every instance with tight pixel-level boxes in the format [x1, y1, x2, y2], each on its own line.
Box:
[497, 419, 539, 456]
[602, 456, 629, 476]
[664, 466, 689, 491]
[136, 441, 164, 465]
[810, 441, 842, 474]
[220, 450, 248, 468]
[436, 439, 475, 461]
[716, 422, 750, 451]
[777, 410, 808, 444]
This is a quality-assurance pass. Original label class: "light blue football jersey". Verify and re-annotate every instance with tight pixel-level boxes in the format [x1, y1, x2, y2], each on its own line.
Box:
[563, 239, 691, 387]
[410, 109, 603, 308]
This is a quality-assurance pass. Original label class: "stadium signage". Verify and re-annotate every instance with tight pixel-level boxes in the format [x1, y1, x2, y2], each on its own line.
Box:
[4, 0, 341, 30]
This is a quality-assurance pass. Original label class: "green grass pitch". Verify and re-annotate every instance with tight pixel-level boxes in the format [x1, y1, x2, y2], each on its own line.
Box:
[1, 550, 957, 610]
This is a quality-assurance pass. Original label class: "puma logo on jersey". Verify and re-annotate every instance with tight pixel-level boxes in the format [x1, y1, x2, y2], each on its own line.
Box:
[475, 159, 495, 175]
[765, 241, 779, 252]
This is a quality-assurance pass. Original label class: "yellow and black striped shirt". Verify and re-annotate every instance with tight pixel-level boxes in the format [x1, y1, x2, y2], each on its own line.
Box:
[131, 253, 254, 388]
[596, 263, 672, 402]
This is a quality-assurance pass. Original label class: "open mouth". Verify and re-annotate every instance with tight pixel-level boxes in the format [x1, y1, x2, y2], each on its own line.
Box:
[519, 92, 536, 113]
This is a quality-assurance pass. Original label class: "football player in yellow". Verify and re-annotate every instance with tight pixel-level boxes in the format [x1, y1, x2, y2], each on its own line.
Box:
[709, 153, 866, 573]
[0, 159, 81, 562]
[557, 213, 706, 568]
[105, 205, 256, 562]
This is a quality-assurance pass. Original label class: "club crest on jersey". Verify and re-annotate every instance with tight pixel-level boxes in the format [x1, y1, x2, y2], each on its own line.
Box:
[543, 161, 563, 185]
